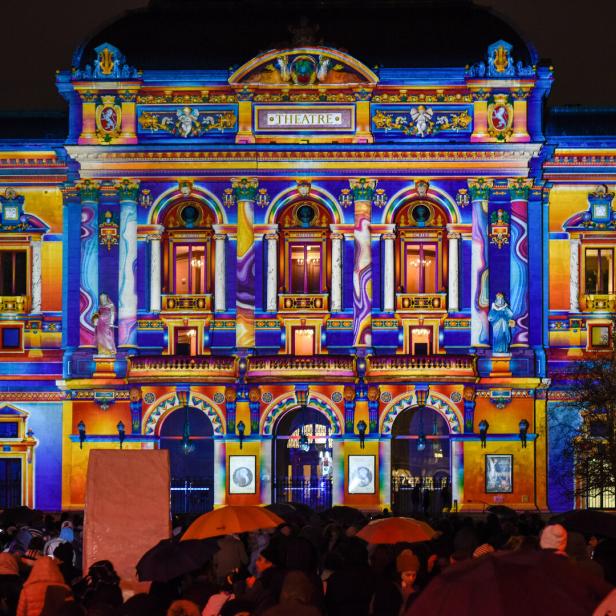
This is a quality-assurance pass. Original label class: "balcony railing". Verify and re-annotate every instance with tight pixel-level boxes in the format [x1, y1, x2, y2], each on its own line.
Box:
[247, 355, 355, 382]
[128, 355, 237, 382]
[396, 293, 447, 311]
[278, 294, 329, 312]
[161, 294, 212, 312]
[582, 294, 616, 311]
[0, 296, 28, 313]
[367, 354, 476, 381]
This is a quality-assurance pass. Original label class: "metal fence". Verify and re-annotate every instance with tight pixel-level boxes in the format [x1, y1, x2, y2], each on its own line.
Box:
[170, 477, 214, 515]
[273, 477, 332, 511]
[392, 477, 451, 517]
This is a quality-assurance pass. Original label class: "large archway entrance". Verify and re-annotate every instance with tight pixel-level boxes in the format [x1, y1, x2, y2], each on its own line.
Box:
[272, 406, 333, 511]
[391, 405, 451, 516]
[160, 406, 214, 515]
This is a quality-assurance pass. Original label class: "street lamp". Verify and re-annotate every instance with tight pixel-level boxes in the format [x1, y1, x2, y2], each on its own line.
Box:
[237, 420, 245, 450]
[117, 421, 126, 449]
[519, 419, 529, 448]
[78, 421, 86, 449]
[357, 420, 367, 449]
[478, 419, 489, 448]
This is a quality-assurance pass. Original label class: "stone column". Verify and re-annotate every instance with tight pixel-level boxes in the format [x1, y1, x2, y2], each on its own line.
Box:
[265, 232, 278, 312]
[469, 178, 492, 347]
[570, 237, 580, 313]
[330, 227, 344, 312]
[213, 230, 227, 313]
[233, 178, 258, 350]
[379, 437, 392, 510]
[470, 90, 490, 142]
[447, 231, 460, 312]
[77, 180, 100, 348]
[351, 178, 377, 350]
[382, 230, 396, 313]
[30, 238, 42, 314]
[509, 179, 532, 345]
[147, 228, 163, 314]
[116, 179, 139, 350]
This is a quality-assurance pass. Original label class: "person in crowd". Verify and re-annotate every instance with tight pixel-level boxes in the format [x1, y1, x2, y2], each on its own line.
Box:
[17, 556, 73, 616]
[74, 560, 123, 612]
[567, 532, 604, 579]
[167, 598, 201, 616]
[262, 571, 321, 616]
[472, 543, 495, 558]
[0, 552, 22, 616]
[213, 535, 248, 585]
[238, 545, 284, 614]
[540, 524, 568, 557]
[395, 549, 421, 614]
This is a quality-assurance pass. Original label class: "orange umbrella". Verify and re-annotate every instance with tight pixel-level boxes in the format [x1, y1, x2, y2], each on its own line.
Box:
[181, 505, 284, 541]
[356, 517, 436, 544]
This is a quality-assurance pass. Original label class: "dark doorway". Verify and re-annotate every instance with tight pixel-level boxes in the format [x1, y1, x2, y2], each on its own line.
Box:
[391, 406, 451, 516]
[160, 406, 214, 515]
[0, 459, 21, 508]
[273, 406, 333, 511]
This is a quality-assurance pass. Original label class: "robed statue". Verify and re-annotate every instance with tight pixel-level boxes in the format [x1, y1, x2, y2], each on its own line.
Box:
[488, 292, 514, 354]
[93, 293, 116, 356]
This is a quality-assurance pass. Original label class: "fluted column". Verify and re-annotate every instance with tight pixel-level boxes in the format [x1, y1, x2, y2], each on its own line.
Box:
[214, 231, 227, 313]
[382, 229, 396, 313]
[78, 180, 100, 347]
[265, 232, 278, 312]
[30, 238, 42, 314]
[570, 237, 580, 313]
[116, 179, 139, 349]
[469, 178, 492, 347]
[330, 227, 344, 312]
[147, 227, 163, 314]
[447, 231, 460, 312]
[233, 178, 258, 350]
[350, 178, 377, 350]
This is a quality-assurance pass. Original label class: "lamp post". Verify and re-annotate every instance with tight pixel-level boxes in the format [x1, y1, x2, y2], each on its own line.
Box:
[117, 421, 126, 449]
[519, 419, 529, 448]
[78, 421, 86, 449]
[357, 420, 367, 449]
[237, 420, 245, 450]
[478, 419, 489, 448]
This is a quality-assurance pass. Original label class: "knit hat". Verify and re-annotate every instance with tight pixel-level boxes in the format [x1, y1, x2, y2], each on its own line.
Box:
[396, 549, 420, 573]
[540, 524, 567, 552]
[472, 543, 495, 558]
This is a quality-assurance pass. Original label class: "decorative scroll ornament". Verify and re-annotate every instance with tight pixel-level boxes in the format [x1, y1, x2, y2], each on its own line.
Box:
[373, 106, 471, 138]
[489, 209, 510, 249]
[139, 188, 153, 209]
[138, 107, 236, 138]
[456, 188, 470, 208]
[224, 178, 260, 207]
[487, 94, 514, 140]
[95, 96, 122, 143]
[0, 189, 28, 231]
[466, 40, 536, 78]
[72, 43, 140, 80]
[339, 178, 386, 208]
[99, 210, 119, 250]
[587, 184, 615, 224]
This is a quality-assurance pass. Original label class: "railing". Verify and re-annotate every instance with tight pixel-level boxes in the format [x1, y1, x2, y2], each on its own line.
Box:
[128, 355, 237, 381]
[396, 293, 447, 311]
[0, 296, 28, 313]
[170, 477, 213, 515]
[247, 355, 355, 381]
[278, 294, 329, 311]
[162, 294, 212, 312]
[391, 476, 451, 517]
[582, 294, 616, 311]
[367, 354, 477, 379]
[273, 477, 332, 511]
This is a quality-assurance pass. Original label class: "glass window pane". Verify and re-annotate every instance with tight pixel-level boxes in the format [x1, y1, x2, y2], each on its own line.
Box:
[423, 245, 437, 293]
[306, 245, 321, 293]
[1, 253, 12, 296]
[599, 249, 613, 294]
[405, 245, 421, 293]
[191, 248, 205, 294]
[290, 245, 305, 293]
[14, 252, 26, 296]
[175, 246, 190, 294]
[591, 326, 610, 347]
[585, 249, 599, 294]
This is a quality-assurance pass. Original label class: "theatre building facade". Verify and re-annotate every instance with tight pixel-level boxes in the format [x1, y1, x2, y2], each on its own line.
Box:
[0, 0, 614, 513]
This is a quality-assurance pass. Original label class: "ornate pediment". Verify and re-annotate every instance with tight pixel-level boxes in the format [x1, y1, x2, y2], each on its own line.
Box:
[229, 47, 378, 89]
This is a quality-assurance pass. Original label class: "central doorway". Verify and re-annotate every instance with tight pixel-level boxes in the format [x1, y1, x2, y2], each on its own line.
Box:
[273, 406, 333, 511]
[391, 405, 451, 516]
[160, 406, 214, 515]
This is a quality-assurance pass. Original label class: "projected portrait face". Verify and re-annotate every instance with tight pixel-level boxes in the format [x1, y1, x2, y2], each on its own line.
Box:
[229, 456, 256, 494]
[348, 456, 376, 494]
[232, 466, 253, 488]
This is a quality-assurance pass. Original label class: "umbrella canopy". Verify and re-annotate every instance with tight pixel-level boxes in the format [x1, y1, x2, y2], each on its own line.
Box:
[486, 505, 517, 518]
[137, 537, 219, 582]
[554, 510, 616, 539]
[356, 517, 436, 544]
[407, 549, 613, 616]
[265, 503, 307, 526]
[0, 506, 44, 528]
[181, 505, 284, 541]
[320, 506, 366, 527]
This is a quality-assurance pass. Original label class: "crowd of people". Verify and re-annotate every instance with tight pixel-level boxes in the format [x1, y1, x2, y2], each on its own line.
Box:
[0, 509, 615, 615]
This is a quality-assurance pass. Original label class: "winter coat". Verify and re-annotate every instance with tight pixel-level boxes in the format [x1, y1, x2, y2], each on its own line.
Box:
[0, 553, 22, 616]
[212, 536, 248, 583]
[16, 557, 71, 616]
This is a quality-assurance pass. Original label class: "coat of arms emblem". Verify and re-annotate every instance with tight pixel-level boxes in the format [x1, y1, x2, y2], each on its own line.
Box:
[487, 94, 514, 140]
[95, 96, 122, 142]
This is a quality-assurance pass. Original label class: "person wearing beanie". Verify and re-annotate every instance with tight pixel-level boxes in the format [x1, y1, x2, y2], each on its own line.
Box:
[473, 543, 496, 558]
[396, 549, 421, 614]
[540, 524, 568, 556]
[237, 545, 285, 614]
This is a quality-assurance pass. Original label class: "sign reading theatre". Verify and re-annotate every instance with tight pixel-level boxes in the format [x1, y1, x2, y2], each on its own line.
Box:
[255, 106, 355, 132]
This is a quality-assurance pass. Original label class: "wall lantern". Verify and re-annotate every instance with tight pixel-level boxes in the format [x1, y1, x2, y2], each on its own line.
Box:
[478, 419, 489, 448]
[78, 420, 86, 449]
[519, 419, 529, 448]
[117, 421, 126, 449]
[357, 420, 367, 449]
[237, 420, 246, 450]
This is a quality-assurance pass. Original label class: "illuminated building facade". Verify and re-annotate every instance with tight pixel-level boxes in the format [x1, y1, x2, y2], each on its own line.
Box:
[0, 0, 614, 512]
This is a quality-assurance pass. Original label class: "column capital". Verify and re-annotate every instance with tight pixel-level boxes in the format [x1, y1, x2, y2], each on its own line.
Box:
[467, 178, 493, 201]
[230, 177, 259, 201]
[213, 233, 228, 241]
[508, 178, 533, 201]
[116, 179, 141, 202]
[264, 232, 279, 241]
[76, 179, 101, 203]
[382, 233, 396, 241]
[447, 232, 462, 240]
[330, 232, 344, 241]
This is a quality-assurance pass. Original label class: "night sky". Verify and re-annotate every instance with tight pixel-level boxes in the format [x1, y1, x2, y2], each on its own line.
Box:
[1, 0, 614, 112]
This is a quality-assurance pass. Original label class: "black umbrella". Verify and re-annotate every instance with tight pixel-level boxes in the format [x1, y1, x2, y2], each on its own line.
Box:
[265, 503, 306, 526]
[0, 506, 44, 528]
[486, 505, 518, 518]
[136, 537, 219, 582]
[320, 506, 366, 527]
[407, 549, 613, 616]
[553, 510, 616, 539]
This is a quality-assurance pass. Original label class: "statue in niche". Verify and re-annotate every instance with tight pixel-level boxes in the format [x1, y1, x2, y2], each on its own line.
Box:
[488, 292, 514, 354]
[93, 293, 116, 356]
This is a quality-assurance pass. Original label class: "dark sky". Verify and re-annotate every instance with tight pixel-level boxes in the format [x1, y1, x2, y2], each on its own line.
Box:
[1, 0, 614, 111]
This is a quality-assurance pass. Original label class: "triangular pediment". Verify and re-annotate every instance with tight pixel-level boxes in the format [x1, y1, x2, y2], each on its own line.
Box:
[229, 47, 378, 88]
